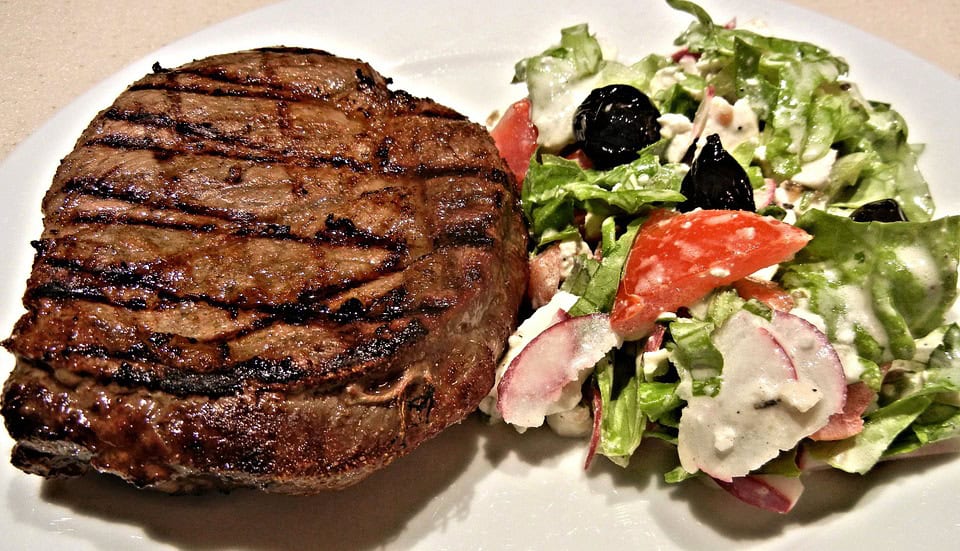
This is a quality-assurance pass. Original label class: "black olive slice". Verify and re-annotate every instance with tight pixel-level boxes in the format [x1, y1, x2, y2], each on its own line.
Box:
[850, 198, 909, 222]
[573, 84, 662, 170]
[677, 134, 755, 212]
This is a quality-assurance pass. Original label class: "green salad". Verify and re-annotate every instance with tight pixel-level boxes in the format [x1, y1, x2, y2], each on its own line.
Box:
[481, 0, 960, 513]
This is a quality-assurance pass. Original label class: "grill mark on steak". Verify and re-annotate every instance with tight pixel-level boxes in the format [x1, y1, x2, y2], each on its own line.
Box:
[36, 254, 410, 320]
[83, 134, 373, 172]
[28, 315, 429, 398]
[114, 356, 305, 397]
[25, 245, 463, 346]
[102, 107, 235, 141]
[62, 210, 411, 253]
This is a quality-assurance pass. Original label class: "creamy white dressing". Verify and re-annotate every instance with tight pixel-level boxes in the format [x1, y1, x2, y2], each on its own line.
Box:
[649, 66, 690, 98]
[833, 284, 890, 351]
[527, 59, 601, 150]
[896, 244, 942, 299]
[709, 267, 731, 278]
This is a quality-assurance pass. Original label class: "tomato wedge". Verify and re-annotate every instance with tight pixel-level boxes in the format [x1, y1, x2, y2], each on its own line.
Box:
[611, 209, 811, 340]
[490, 98, 538, 184]
[731, 277, 795, 311]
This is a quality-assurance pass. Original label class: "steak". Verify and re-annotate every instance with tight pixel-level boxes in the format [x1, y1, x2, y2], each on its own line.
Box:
[1, 47, 528, 493]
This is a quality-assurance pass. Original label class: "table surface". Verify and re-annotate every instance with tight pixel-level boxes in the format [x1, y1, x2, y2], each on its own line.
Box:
[0, 0, 957, 161]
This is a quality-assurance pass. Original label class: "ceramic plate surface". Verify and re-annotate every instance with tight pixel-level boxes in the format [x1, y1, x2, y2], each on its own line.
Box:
[1, 1, 958, 549]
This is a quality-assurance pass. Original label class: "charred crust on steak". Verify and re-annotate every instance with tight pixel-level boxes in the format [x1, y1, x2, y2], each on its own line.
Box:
[1, 47, 528, 493]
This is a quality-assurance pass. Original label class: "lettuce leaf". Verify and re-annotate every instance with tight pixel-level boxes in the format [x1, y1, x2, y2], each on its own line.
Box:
[779, 210, 960, 363]
[596, 349, 682, 466]
[521, 153, 686, 249]
[567, 217, 643, 316]
[806, 324, 960, 471]
[806, 395, 932, 474]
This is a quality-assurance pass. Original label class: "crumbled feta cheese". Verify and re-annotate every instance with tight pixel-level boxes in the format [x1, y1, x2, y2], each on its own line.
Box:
[640, 347, 671, 379]
[662, 97, 760, 164]
[790, 149, 838, 189]
[779, 380, 821, 412]
[713, 425, 737, 452]
[558, 239, 593, 279]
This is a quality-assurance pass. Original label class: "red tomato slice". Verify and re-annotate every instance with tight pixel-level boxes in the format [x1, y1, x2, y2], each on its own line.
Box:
[731, 277, 795, 311]
[490, 98, 538, 184]
[611, 209, 811, 340]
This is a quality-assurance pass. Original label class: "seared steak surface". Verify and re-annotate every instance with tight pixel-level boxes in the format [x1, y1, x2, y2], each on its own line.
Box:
[1, 47, 527, 493]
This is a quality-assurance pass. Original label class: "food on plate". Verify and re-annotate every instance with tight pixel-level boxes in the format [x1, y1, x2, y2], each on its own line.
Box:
[0, 48, 527, 493]
[484, 0, 960, 512]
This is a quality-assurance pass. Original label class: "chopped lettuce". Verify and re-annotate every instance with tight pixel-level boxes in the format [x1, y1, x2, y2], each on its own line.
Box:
[565, 217, 643, 316]
[596, 349, 682, 466]
[668, 318, 722, 397]
[807, 395, 932, 474]
[779, 210, 960, 363]
[513, 24, 602, 86]
[521, 152, 686, 249]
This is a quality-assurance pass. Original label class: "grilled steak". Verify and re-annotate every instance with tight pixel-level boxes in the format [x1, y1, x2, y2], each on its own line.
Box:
[1, 47, 527, 493]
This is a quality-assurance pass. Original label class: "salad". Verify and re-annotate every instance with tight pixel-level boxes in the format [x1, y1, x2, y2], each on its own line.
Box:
[480, 0, 960, 513]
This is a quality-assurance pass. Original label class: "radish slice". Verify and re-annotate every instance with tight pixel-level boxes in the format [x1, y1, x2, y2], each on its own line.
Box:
[678, 310, 846, 481]
[478, 291, 577, 421]
[715, 474, 804, 514]
[497, 313, 622, 429]
[584, 383, 603, 470]
[809, 381, 875, 441]
[755, 178, 777, 209]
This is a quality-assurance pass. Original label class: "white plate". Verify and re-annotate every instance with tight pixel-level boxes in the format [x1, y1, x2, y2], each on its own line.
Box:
[1, 1, 958, 549]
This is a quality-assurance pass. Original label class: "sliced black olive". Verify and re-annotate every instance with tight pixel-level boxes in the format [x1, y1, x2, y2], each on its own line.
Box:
[850, 198, 909, 222]
[678, 134, 755, 212]
[573, 84, 662, 170]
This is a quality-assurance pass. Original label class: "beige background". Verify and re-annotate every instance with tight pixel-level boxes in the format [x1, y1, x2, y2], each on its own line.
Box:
[0, 0, 956, 161]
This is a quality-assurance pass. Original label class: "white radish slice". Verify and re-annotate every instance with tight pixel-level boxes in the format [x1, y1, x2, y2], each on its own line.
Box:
[497, 313, 622, 429]
[755, 178, 777, 210]
[479, 291, 577, 420]
[678, 310, 846, 481]
[715, 474, 805, 514]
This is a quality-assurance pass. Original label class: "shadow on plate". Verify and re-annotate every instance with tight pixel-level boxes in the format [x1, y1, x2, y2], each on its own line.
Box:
[26, 417, 486, 551]
[653, 450, 959, 546]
